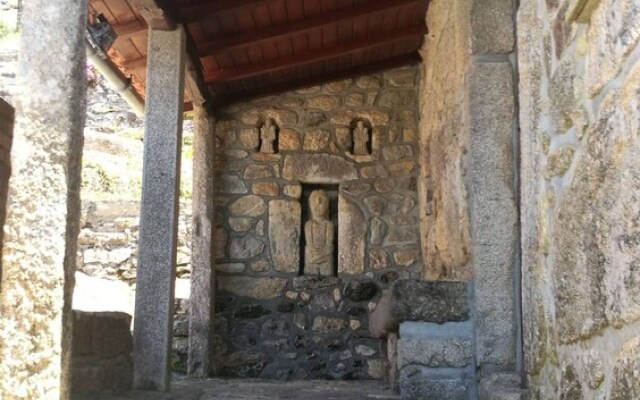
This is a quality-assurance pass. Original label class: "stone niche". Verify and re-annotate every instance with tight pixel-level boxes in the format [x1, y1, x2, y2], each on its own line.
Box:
[213, 67, 423, 380]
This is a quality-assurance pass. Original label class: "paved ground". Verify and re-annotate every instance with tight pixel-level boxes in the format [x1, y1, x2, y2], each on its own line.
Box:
[74, 379, 400, 400]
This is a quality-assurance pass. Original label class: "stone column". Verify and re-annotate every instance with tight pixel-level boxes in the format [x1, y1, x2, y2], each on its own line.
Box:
[188, 105, 216, 377]
[0, 1, 86, 399]
[133, 26, 185, 391]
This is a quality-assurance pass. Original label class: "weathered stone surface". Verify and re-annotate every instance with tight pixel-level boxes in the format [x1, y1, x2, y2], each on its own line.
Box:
[400, 367, 472, 400]
[243, 164, 273, 180]
[369, 281, 470, 338]
[239, 128, 259, 149]
[230, 236, 265, 259]
[479, 373, 528, 400]
[218, 174, 249, 194]
[338, 194, 366, 275]
[216, 263, 246, 274]
[610, 336, 640, 399]
[0, 2, 83, 397]
[385, 68, 416, 87]
[268, 200, 301, 273]
[554, 75, 640, 343]
[393, 250, 419, 267]
[282, 154, 357, 183]
[355, 76, 381, 89]
[132, 27, 186, 391]
[370, 248, 390, 270]
[325, 79, 353, 92]
[344, 281, 379, 302]
[303, 129, 330, 151]
[293, 276, 340, 291]
[330, 110, 389, 126]
[397, 338, 472, 368]
[588, 0, 640, 96]
[229, 217, 253, 232]
[543, 146, 575, 179]
[470, 0, 515, 54]
[283, 184, 302, 199]
[279, 128, 301, 150]
[345, 93, 365, 107]
[370, 218, 387, 246]
[364, 196, 387, 216]
[312, 317, 347, 332]
[218, 277, 287, 299]
[252, 182, 279, 197]
[306, 95, 341, 111]
[230, 195, 267, 217]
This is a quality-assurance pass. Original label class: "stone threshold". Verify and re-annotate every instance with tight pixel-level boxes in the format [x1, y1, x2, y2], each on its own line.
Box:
[72, 378, 400, 400]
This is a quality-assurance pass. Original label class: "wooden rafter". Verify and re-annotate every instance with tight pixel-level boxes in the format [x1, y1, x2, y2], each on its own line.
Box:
[196, 0, 422, 57]
[181, 0, 275, 23]
[204, 25, 425, 84]
[113, 20, 147, 41]
[216, 53, 422, 105]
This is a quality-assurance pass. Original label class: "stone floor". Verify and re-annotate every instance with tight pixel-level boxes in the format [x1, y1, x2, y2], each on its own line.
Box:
[74, 379, 400, 400]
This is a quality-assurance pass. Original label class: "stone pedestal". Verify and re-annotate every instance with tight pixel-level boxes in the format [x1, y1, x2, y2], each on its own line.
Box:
[133, 26, 185, 391]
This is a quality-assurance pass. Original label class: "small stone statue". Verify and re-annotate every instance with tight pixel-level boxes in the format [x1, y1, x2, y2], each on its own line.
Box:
[259, 118, 277, 154]
[304, 190, 334, 276]
[352, 120, 370, 156]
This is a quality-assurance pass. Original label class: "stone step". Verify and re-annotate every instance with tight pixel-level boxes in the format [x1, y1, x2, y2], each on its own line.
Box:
[479, 373, 528, 400]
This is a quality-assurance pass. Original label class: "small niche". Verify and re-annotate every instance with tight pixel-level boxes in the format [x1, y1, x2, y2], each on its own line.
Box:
[299, 184, 339, 277]
[258, 118, 279, 154]
[351, 119, 372, 156]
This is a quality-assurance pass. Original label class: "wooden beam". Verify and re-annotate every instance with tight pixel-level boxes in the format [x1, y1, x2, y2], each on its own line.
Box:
[204, 25, 425, 84]
[196, 0, 422, 57]
[181, 0, 273, 23]
[129, 0, 175, 30]
[124, 56, 147, 71]
[113, 19, 147, 41]
[216, 52, 421, 106]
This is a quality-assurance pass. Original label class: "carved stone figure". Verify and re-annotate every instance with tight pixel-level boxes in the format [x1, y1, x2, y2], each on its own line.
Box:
[352, 120, 370, 156]
[259, 118, 277, 154]
[304, 190, 334, 276]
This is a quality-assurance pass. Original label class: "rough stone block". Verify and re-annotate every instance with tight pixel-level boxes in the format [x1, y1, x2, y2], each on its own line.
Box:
[369, 281, 470, 338]
[471, 0, 515, 54]
[282, 154, 357, 183]
[397, 338, 473, 369]
[293, 275, 340, 290]
[72, 311, 133, 359]
[400, 366, 473, 400]
[218, 276, 287, 299]
[479, 373, 527, 400]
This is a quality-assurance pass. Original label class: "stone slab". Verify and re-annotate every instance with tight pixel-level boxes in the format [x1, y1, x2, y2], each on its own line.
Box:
[218, 276, 287, 299]
[338, 193, 366, 275]
[268, 200, 301, 273]
[282, 154, 357, 183]
[397, 338, 473, 369]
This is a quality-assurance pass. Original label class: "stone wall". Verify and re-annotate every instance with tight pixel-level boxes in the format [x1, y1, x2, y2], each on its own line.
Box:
[211, 66, 422, 380]
[518, 0, 640, 399]
[0, 98, 12, 276]
[416, 0, 520, 398]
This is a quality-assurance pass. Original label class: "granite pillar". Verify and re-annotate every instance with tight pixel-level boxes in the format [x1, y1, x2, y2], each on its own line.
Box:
[133, 26, 185, 391]
[188, 105, 216, 377]
[0, 1, 86, 398]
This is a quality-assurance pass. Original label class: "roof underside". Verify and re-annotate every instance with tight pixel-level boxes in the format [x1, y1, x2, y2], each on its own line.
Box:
[88, 0, 429, 108]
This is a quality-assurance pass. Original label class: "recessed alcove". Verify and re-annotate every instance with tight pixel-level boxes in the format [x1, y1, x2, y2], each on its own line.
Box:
[299, 184, 339, 277]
